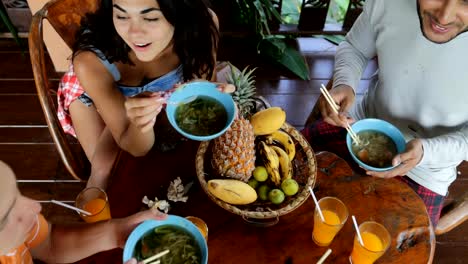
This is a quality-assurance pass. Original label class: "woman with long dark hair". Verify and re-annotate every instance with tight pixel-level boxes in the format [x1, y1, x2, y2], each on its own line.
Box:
[57, 0, 219, 189]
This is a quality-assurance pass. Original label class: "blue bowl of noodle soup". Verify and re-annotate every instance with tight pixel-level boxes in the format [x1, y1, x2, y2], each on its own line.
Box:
[346, 118, 406, 172]
[123, 215, 208, 264]
[166, 81, 235, 141]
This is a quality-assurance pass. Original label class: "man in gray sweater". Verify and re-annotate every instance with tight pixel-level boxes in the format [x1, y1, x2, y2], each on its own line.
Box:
[303, 0, 468, 224]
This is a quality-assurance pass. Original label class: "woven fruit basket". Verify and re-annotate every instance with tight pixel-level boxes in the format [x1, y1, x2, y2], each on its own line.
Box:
[195, 122, 317, 220]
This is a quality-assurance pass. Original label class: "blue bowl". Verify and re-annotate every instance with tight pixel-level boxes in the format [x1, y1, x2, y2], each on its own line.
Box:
[123, 215, 208, 264]
[166, 81, 235, 141]
[346, 118, 406, 172]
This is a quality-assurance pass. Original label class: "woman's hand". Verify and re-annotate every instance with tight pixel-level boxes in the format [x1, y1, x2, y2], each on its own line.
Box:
[216, 83, 236, 93]
[366, 139, 424, 179]
[319, 84, 355, 127]
[114, 208, 167, 248]
[125, 258, 142, 264]
[125, 92, 166, 133]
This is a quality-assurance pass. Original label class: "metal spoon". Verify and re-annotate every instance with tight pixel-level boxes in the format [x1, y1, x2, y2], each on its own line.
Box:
[166, 95, 198, 106]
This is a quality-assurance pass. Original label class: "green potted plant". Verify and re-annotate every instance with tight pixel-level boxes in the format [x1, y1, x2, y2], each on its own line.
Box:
[213, 0, 310, 80]
[234, 0, 283, 32]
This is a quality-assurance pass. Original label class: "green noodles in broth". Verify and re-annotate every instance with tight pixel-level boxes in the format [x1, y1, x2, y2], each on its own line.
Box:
[134, 225, 201, 264]
[175, 96, 227, 136]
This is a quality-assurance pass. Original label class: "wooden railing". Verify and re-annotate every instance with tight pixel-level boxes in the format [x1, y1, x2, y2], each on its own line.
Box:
[1, 0, 364, 37]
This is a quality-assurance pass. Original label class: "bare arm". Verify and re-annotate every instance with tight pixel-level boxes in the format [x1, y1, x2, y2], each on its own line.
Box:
[73, 52, 157, 156]
[31, 209, 166, 263]
[31, 220, 118, 263]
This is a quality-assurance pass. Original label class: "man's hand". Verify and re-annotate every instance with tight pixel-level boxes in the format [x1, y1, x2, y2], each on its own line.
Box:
[319, 84, 356, 127]
[366, 139, 424, 179]
[114, 208, 167, 248]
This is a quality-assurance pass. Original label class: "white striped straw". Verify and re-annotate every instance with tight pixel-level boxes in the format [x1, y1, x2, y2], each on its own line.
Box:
[308, 187, 325, 222]
[317, 248, 332, 264]
[51, 200, 92, 216]
[352, 215, 365, 247]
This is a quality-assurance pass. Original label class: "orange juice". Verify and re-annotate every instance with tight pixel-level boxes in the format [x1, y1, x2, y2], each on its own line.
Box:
[186, 216, 208, 240]
[350, 232, 385, 264]
[26, 214, 49, 248]
[312, 210, 342, 246]
[81, 198, 111, 223]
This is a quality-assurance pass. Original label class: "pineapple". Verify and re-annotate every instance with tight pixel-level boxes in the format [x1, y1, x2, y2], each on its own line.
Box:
[211, 64, 257, 181]
[226, 63, 257, 119]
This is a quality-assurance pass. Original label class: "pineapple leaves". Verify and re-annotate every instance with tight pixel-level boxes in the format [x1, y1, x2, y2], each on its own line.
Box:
[225, 63, 258, 119]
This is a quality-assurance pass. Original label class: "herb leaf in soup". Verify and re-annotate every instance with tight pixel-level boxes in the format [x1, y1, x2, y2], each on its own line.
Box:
[175, 96, 227, 136]
[135, 225, 201, 264]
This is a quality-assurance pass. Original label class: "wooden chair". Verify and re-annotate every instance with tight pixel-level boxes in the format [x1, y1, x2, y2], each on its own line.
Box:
[29, 0, 99, 180]
[304, 80, 468, 235]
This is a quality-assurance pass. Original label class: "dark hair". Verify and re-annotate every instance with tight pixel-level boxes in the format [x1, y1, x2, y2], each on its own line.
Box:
[72, 0, 219, 80]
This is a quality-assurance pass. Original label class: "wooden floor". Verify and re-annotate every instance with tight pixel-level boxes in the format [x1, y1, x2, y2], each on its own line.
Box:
[0, 37, 466, 263]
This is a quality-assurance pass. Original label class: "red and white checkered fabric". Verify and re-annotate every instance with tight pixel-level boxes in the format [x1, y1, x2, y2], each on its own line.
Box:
[57, 64, 84, 137]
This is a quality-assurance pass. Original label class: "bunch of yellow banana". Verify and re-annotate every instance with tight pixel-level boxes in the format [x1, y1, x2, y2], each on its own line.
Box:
[270, 146, 293, 180]
[249, 106, 297, 186]
[258, 141, 281, 186]
[265, 130, 296, 161]
[257, 130, 296, 186]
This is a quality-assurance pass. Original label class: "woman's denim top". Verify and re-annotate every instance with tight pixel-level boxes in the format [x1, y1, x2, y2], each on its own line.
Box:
[94, 49, 184, 97]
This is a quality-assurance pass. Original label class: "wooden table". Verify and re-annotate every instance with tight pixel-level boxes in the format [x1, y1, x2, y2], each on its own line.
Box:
[76, 140, 434, 264]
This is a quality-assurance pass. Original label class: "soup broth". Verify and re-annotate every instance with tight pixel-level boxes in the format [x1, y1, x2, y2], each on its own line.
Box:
[175, 96, 227, 136]
[351, 130, 398, 168]
[134, 225, 201, 264]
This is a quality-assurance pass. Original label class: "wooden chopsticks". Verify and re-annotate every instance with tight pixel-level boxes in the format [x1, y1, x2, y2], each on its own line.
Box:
[142, 249, 170, 264]
[319, 84, 361, 145]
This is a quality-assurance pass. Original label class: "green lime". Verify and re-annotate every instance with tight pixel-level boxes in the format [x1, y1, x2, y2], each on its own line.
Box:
[253, 166, 268, 182]
[268, 189, 285, 205]
[281, 178, 299, 196]
[248, 178, 259, 189]
[257, 185, 271, 201]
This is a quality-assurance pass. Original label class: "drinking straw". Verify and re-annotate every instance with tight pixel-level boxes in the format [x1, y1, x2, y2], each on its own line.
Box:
[51, 200, 92, 216]
[308, 186, 325, 222]
[317, 249, 332, 264]
[352, 215, 365, 247]
[142, 249, 170, 264]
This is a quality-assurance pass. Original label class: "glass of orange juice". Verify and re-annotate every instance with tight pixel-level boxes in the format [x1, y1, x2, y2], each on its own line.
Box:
[75, 187, 111, 223]
[312, 196, 348, 247]
[186, 216, 208, 241]
[349, 221, 391, 264]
